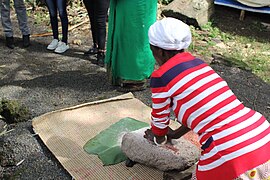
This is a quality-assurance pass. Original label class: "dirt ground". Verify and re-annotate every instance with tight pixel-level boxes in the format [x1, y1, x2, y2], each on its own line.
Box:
[0, 4, 269, 180]
[213, 6, 270, 42]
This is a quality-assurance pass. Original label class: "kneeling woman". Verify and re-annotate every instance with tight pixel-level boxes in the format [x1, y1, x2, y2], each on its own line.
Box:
[145, 17, 270, 180]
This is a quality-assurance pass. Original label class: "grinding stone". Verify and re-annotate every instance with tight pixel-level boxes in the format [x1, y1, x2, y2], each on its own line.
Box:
[121, 127, 200, 171]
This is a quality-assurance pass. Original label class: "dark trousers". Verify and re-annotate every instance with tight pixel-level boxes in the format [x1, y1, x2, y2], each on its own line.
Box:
[46, 0, 68, 43]
[83, 0, 110, 50]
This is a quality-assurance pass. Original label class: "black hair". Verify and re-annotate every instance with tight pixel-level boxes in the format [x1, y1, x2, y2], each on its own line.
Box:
[151, 44, 184, 54]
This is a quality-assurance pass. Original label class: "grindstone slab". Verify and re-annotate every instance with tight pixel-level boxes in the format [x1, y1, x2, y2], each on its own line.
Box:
[121, 128, 200, 171]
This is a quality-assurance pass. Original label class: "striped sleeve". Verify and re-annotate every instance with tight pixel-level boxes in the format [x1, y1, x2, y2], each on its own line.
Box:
[150, 57, 206, 136]
[150, 71, 171, 136]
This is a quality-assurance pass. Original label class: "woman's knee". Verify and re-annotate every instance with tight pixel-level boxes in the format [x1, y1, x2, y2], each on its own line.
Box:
[58, 10, 68, 20]
[57, 0, 68, 17]
[46, 2, 57, 18]
[49, 11, 57, 19]
[96, 19, 106, 29]
[14, 0, 26, 9]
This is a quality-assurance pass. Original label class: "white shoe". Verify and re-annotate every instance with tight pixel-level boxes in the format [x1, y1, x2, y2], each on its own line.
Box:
[47, 39, 59, 50]
[54, 41, 69, 54]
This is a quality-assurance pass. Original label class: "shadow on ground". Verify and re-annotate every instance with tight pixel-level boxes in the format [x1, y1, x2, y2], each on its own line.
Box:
[0, 5, 269, 180]
[212, 5, 270, 43]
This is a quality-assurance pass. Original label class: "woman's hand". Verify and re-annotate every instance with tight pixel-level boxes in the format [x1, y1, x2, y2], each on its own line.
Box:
[167, 126, 190, 140]
[143, 127, 189, 153]
[166, 127, 175, 144]
[144, 129, 167, 145]
[144, 129, 154, 142]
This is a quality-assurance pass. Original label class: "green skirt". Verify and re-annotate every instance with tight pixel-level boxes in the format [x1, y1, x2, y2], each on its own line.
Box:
[105, 0, 157, 86]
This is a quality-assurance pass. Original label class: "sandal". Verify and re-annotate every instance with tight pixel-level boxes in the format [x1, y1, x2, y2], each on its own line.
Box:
[84, 46, 98, 55]
[117, 82, 146, 92]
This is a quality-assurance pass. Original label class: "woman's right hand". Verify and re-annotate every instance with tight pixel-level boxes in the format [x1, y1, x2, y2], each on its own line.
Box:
[167, 125, 190, 140]
[166, 127, 176, 144]
[144, 129, 167, 145]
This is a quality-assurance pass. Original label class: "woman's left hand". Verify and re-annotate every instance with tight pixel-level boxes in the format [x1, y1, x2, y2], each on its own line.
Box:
[143, 129, 179, 152]
[144, 129, 169, 145]
[144, 129, 154, 142]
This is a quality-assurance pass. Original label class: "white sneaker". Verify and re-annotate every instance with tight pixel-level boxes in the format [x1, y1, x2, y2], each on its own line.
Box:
[47, 39, 59, 50]
[54, 41, 69, 54]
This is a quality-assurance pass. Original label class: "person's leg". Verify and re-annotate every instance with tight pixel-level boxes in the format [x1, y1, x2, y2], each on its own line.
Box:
[96, 0, 109, 51]
[14, 0, 30, 36]
[56, 0, 68, 44]
[83, 0, 98, 49]
[1, 0, 13, 37]
[54, 0, 69, 53]
[46, 0, 59, 40]
[14, 0, 30, 47]
[96, 0, 110, 65]
[1, 0, 15, 48]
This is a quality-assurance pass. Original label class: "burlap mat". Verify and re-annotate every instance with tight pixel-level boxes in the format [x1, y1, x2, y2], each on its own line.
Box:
[32, 93, 163, 180]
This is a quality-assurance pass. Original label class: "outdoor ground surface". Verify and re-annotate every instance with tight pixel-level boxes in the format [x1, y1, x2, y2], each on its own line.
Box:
[0, 5, 269, 180]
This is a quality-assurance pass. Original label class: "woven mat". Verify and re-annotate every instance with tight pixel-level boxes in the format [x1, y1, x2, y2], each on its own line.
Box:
[32, 93, 163, 180]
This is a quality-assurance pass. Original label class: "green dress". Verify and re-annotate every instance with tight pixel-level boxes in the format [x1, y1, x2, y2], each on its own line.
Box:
[105, 0, 157, 86]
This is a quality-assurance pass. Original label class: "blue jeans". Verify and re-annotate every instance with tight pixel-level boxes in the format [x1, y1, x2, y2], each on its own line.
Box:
[46, 0, 68, 43]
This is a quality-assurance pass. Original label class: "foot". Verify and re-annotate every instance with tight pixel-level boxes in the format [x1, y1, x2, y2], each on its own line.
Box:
[47, 39, 59, 50]
[125, 158, 136, 167]
[84, 46, 98, 55]
[6, 36, 14, 49]
[54, 41, 69, 54]
[23, 34, 30, 48]
[117, 82, 146, 92]
[97, 51, 105, 67]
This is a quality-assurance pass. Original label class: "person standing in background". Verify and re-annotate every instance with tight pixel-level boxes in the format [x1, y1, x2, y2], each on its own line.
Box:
[1, 0, 30, 49]
[83, 0, 110, 66]
[45, 0, 69, 54]
[105, 0, 157, 91]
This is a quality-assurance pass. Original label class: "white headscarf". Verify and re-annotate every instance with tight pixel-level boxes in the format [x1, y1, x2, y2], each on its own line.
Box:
[148, 17, 192, 50]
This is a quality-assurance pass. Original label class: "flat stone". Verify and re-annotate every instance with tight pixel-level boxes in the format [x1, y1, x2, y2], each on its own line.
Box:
[162, 0, 214, 28]
[121, 128, 200, 171]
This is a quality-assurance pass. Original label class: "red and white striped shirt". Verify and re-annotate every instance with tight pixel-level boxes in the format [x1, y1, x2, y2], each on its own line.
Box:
[150, 52, 270, 180]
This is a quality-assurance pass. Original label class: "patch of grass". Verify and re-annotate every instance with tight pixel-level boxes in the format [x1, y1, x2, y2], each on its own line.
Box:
[0, 99, 30, 124]
[225, 37, 270, 82]
[29, 8, 50, 26]
[189, 22, 270, 83]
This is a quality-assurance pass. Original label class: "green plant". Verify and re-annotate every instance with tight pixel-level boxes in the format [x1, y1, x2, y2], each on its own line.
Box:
[188, 21, 270, 83]
[28, 8, 50, 25]
[0, 99, 30, 124]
